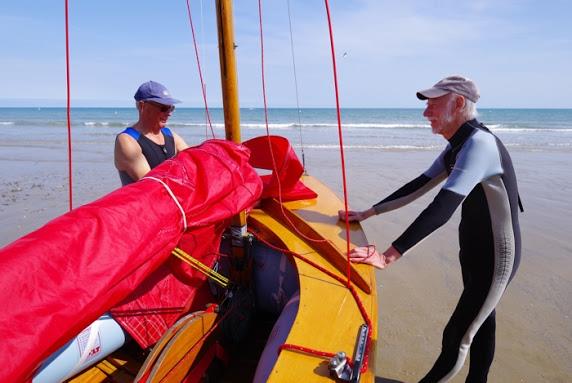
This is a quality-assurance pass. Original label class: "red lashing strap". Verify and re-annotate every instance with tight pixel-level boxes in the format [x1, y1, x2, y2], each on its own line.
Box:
[242, 135, 317, 201]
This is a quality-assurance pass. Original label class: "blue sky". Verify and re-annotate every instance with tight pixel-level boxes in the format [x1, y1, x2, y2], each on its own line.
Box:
[0, 0, 570, 108]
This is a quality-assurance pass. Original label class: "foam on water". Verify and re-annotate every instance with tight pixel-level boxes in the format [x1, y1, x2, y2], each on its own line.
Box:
[1, 107, 571, 152]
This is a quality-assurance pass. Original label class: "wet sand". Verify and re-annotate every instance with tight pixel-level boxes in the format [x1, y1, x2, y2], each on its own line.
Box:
[1, 143, 571, 382]
[309, 148, 572, 383]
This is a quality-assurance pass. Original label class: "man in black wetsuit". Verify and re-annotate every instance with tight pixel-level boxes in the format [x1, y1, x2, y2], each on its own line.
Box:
[115, 81, 189, 185]
[339, 75, 522, 383]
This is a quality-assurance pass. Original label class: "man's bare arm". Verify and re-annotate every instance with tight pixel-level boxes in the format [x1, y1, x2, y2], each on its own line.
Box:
[114, 134, 151, 182]
[173, 132, 189, 153]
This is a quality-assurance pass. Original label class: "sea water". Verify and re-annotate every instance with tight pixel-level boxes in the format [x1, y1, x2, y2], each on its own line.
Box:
[1, 107, 571, 155]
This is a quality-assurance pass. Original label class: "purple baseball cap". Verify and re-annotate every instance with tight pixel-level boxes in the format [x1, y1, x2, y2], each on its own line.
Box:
[416, 75, 480, 103]
[134, 81, 181, 105]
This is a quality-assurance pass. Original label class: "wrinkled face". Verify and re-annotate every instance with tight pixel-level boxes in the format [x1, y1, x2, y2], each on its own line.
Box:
[422, 94, 457, 137]
[139, 101, 175, 131]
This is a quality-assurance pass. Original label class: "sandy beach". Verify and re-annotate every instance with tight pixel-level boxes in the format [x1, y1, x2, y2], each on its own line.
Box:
[310, 148, 572, 382]
[1, 138, 571, 382]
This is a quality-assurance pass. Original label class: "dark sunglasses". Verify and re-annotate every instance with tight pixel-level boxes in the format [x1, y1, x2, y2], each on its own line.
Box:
[146, 101, 175, 113]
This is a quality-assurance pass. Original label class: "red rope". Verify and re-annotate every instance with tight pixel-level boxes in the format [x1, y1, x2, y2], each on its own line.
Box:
[256, 1, 370, 372]
[250, 229, 372, 373]
[279, 343, 338, 362]
[256, 0, 281, 201]
[64, 0, 73, 211]
[256, 0, 329, 246]
[323, 0, 352, 288]
[256, 0, 271, 140]
[185, 0, 216, 139]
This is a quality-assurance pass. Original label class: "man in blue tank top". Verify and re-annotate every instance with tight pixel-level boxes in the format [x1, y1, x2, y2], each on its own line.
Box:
[340, 75, 522, 383]
[35, 82, 191, 382]
[114, 81, 189, 185]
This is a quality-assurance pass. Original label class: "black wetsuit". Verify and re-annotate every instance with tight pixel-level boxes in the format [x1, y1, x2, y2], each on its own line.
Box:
[373, 119, 521, 383]
[117, 127, 176, 186]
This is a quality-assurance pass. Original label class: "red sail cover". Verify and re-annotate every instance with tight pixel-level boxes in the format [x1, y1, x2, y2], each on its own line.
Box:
[0, 139, 262, 383]
[242, 135, 317, 201]
[110, 223, 228, 348]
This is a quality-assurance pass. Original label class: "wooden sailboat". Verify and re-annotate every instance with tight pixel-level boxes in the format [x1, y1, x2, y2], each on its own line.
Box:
[3, 1, 379, 382]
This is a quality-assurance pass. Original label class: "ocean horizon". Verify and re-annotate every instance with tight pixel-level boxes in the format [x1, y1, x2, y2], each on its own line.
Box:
[2, 107, 571, 153]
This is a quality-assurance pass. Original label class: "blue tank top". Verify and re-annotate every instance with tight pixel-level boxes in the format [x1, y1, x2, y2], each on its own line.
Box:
[118, 127, 176, 186]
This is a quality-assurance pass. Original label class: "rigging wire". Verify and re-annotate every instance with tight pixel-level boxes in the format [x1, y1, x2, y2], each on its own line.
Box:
[257, 0, 327, 246]
[200, 0, 210, 137]
[64, 0, 73, 211]
[256, 0, 283, 205]
[285, 0, 306, 171]
[256, 1, 370, 371]
[185, 0, 216, 139]
[324, 0, 353, 289]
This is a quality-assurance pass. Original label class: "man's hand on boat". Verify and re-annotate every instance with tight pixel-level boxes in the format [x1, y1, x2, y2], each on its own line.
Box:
[348, 245, 402, 269]
[337, 207, 376, 222]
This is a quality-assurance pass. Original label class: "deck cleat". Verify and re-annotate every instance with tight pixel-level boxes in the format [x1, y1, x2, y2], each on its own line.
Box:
[328, 351, 352, 380]
[328, 324, 369, 382]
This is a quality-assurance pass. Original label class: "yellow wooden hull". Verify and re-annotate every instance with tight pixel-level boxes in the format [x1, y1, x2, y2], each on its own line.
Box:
[70, 175, 377, 382]
[258, 176, 377, 382]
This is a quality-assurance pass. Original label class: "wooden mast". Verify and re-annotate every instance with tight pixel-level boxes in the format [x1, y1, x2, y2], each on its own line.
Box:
[215, 0, 241, 143]
[215, 0, 249, 284]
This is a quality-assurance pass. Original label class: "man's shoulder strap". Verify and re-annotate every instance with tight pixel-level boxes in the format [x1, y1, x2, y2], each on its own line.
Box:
[120, 127, 140, 140]
[161, 127, 173, 137]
